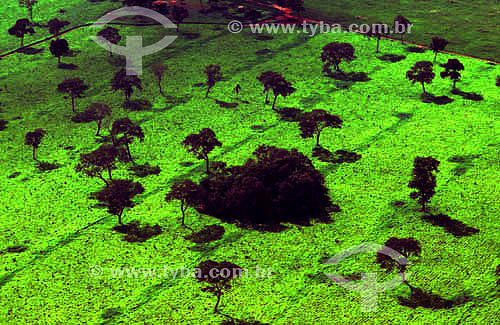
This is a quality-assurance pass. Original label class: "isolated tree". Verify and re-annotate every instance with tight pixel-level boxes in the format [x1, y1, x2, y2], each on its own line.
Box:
[408, 156, 440, 212]
[376, 237, 421, 282]
[195, 260, 243, 313]
[96, 179, 145, 225]
[110, 118, 144, 163]
[8, 19, 35, 47]
[171, 6, 189, 32]
[57, 78, 89, 113]
[151, 63, 168, 95]
[299, 109, 343, 147]
[18, 0, 38, 21]
[362, 22, 387, 53]
[204, 64, 222, 98]
[97, 27, 121, 57]
[182, 128, 222, 174]
[25, 128, 46, 161]
[48, 18, 70, 36]
[81, 103, 112, 136]
[257, 71, 281, 104]
[165, 179, 200, 227]
[394, 15, 412, 43]
[321, 42, 355, 75]
[111, 69, 143, 102]
[406, 61, 435, 94]
[495, 75, 500, 87]
[49, 38, 70, 65]
[75, 144, 119, 186]
[429, 36, 449, 63]
[440, 59, 464, 89]
[270, 74, 296, 111]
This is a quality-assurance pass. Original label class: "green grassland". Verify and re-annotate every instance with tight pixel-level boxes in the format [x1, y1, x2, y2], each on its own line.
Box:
[0, 0, 500, 324]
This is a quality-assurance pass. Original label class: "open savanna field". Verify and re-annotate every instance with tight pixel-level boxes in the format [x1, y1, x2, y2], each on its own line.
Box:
[0, 0, 499, 324]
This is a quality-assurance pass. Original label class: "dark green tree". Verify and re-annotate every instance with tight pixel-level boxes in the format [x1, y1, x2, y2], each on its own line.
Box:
[298, 109, 343, 147]
[408, 156, 440, 212]
[24, 128, 46, 161]
[257, 71, 281, 104]
[151, 63, 168, 95]
[48, 18, 70, 36]
[406, 61, 435, 94]
[110, 118, 144, 163]
[204, 64, 222, 98]
[111, 69, 143, 102]
[75, 144, 119, 186]
[171, 6, 189, 32]
[96, 179, 145, 225]
[429, 36, 449, 63]
[165, 179, 200, 227]
[440, 59, 464, 89]
[394, 15, 412, 43]
[8, 19, 35, 47]
[49, 38, 70, 65]
[362, 22, 387, 53]
[321, 42, 355, 75]
[270, 74, 296, 111]
[97, 27, 121, 57]
[57, 78, 89, 112]
[182, 128, 222, 174]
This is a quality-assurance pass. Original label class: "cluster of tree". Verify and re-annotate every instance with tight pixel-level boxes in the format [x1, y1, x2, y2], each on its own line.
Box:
[256, 71, 296, 110]
[406, 59, 466, 94]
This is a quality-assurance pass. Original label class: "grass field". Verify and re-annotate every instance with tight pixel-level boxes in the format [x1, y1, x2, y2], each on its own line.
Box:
[0, 0, 500, 324]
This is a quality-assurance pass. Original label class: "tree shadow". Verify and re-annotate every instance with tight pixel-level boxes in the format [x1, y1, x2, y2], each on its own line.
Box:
[112, 220, 162, 243]
[421, 213, 479, 237]
[215, 99, 238, 109]
[377, 54, 406, 62]
[398, 283, 471, 309]
[405, 46, 426, 53]
[184, 224, 225, 244]
[0, 119, 7, 130]
[421, 92, 454, 105]
[276, 107, 304, 122]
[19, 47, 44, 55]
[123, 99, 153, 111]
[127, 162, 161, 177]
[325, 70, 371, 82]
[312, 146, 362, 164]
[35, 161, 62, 172]
[450, 88, 484, 101]
[57, 63, 78, 70]
[447, 154, 481, 176]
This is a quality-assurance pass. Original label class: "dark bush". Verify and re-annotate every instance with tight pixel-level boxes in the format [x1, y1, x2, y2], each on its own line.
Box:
[192, 145, 335, 229]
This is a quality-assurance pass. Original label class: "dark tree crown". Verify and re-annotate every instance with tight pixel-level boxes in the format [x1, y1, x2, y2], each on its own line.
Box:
[25, 128, 46, 147]
[406, 61, 435, 85]
[182, 128, 222, 159]
[48, 18, 70, 35]
[57, 78, 89, 97]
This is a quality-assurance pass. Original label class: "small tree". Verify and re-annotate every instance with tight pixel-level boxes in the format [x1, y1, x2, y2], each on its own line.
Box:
[165, 179, 200, 227]
[97, 27, 121, 57]
[96, 179, 144, 225]
[408, 156, 440, 212]
[270, 74, 296, 111]
[57, 78, 89, 112]
[429, 36, 449, 63]
[49, 38, 70, 65]
[321, 42, 355, 75]
[257, 71, 281, 104]
[111, 69, 143, 102]
[376, 237, 421, 282]
[182, 128, 222, 174]
[495, 75, 500, 87]
[48, 18, 70, 36]
[299, 109, 343, 147]
[362, 22, 387, 53]
[171, 6, 189, 32]
[195, 260, 243, 313]
[82, 103, 112, 136]
[440, 59, 464, 89]
[406, 61, 435, 94]
[110, 118, 144, 163]
[204, 64, 222, 98]
[151, 63, 168, 95]
[8, 19, 35, 47]
[394, 15, 412, 43]
[75, 144, 119, 186]
[25, 128, 46, 161]
[18, 0, 38, 21]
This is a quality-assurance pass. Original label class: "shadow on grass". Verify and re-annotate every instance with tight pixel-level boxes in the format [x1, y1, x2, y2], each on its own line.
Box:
[112, 220, 162, 242]
[184, 224, 225, 244]
[19, 47, 44, 55]
[447, 154, 481, 176]
[0, 119, 7, 130]
[35, 160, 62, 172]
[377, 54, 406, 62]
[421, 92, 454, 105]
[215, 99, 238, 108]
[123, 99, 153, 111]
[276, 107, 304, 122]
[398, 283, 471, 309]
[57, 63, 78, 70]
[421, 213, 479, 237]
[312, 146, 362, 164]
[127, 162, 161, 177]
[450, 88, 484, 101]
[405, 46, 426, 53]
[325, 70, 371, 82]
